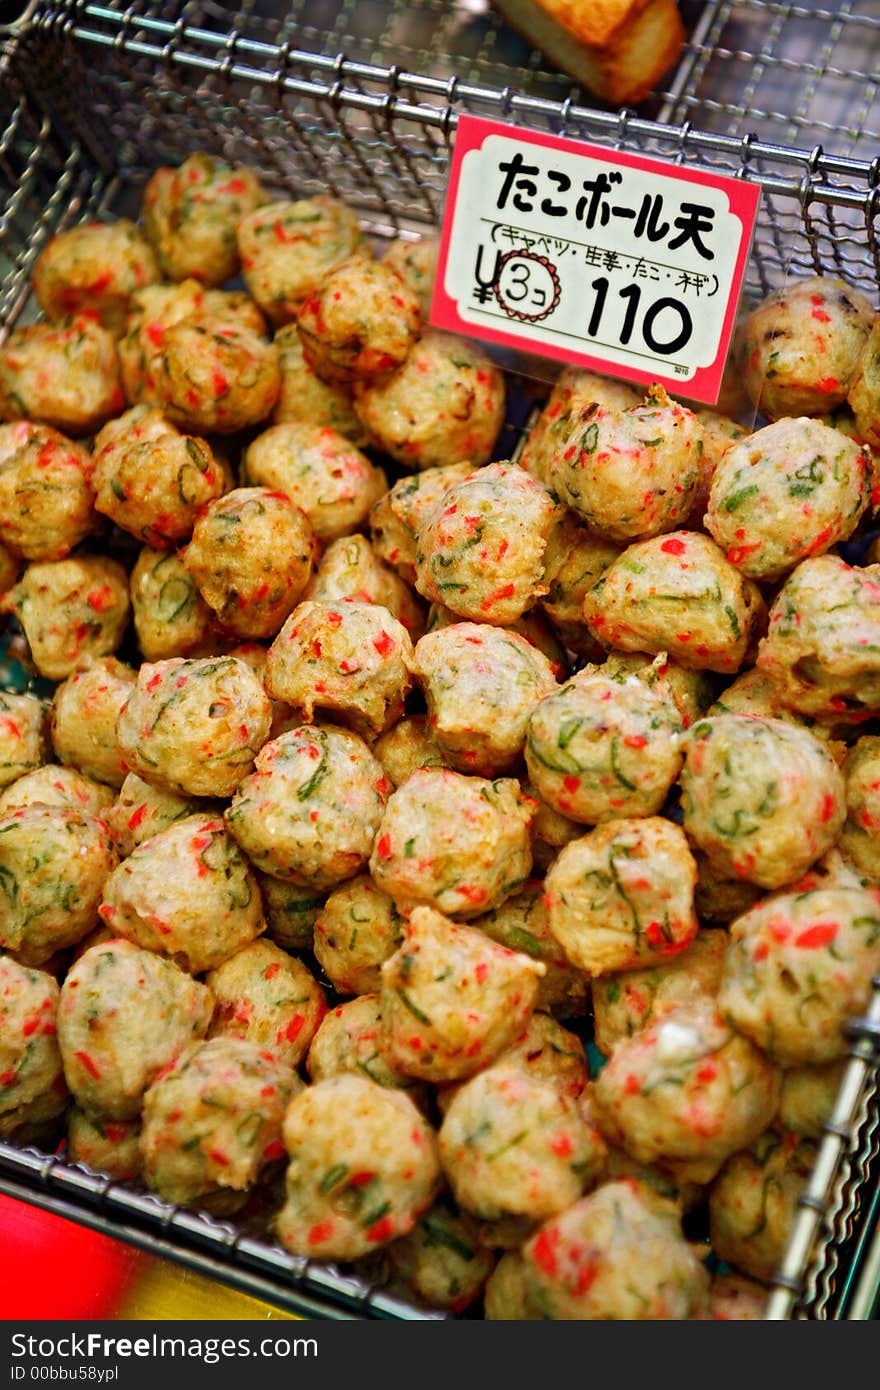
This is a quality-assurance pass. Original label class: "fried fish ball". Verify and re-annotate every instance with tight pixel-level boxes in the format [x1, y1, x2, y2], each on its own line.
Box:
[524, 667, 683, 826]
[58, 938, 214, 1118]
[740, 275, 873, 420]
[591, 996, 782, 1185]
[382, 234, 440, 319]
[1, 555, 130, 681]
[297, 254, 421, 384]
[182, 487, 317, 642]
[93, 431, 225, 548]
[413, 462, 562, 625]
[306, 994, 427, 1105]
[369, 462, 475, 584]
[411, 623, 558, 777]
[116, 655, 271, 799]
[152, 318, 280, 434]
[705, 417, 873, 581]
[718, 882, 880, 1066]
[0, 425, 96, 562]
[140, 1036, 298, 1211]
[142, 153, 267, 286]
[118, 281, 267, 406]
[523, 780, 582, 873]
[597, 650, 715, 730]
[839, 735, 880, 880]
[258, 875, 325, 953]
[0, 956, 67, 1139]
[50, 656, 136, 788]
[378, 905, 544, 1083]
[538, 515, 621, 658]
[271, 324, 370, 443]
[680, 714, 846, 889]
[707, 665, 828, 737]
[32, 219, 160, 336]
[372, 715, 450, 790]
[369, 768, 534, 919]
[380, 1196, 496, 1313]
[693, 853, 763, 925]
[847, 315, 880, 448]
[705, 1273, 769, 1320]
[483, 1250, 539, 1320]
[276, 1074, 441, 1259]
[757, 555, 880, 722]
[265, 599, 414, 739]
[353, 331, 506, 470]
[225, 724, 388, 890]
[0, 692, 47, 790]
[206, 939, 326, 1070]
[130, 547, 215, 662]
[518, 367, 640, 489]
[583, 530, 765, 675]
[0, 806, 116, 965]
[686, 408, 750, 526]
[237, 196, 364, 325]
[107, 773, 200, 859]
[494, 1011, 590, 1098]
[544, 818, 699, 977]
[98, 814, 264, 974]
[439, 1063, 606, 1228]
[0, 315, 124, 436]
[243, 421, 387, 542]
[592, 929, 728, 1056]
[519, 1180, 710, 1320]
[777, 1060, 845, 1139]
[709, 1129, 817, 1283]
[475, 881, 589, 1020]
[303, 533, 426, 641]
[546, 386, 703, 542]
[312, 874, 403, 997]
[0, 764, 113, 817]
[67, 1108, 143, 1181]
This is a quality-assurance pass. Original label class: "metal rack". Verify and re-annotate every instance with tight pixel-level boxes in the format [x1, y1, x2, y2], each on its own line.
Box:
[0, 0, 879, 1320]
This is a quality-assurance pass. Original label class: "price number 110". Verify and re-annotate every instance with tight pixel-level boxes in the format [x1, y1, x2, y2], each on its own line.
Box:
[586, 277, 693, 358]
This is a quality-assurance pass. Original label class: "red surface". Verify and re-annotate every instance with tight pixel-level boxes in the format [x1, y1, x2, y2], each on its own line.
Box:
[0, 1194, 134, 1319]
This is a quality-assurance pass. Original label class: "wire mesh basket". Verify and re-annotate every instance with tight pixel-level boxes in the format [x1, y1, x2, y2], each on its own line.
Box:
[0, 0, 879, 1322]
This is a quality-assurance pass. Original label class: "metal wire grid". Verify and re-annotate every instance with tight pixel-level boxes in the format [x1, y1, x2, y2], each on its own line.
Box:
[0, 1138, 446, 1319]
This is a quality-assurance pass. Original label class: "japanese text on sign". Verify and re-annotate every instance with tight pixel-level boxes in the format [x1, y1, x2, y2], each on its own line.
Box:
[431, 116, 760, 404]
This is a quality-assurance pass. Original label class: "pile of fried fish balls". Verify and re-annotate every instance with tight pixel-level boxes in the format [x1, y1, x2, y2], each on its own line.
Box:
[2, 151, 880, 1320]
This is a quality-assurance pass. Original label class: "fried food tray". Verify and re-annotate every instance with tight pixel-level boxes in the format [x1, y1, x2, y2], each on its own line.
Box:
[0, 0, 879, 1321]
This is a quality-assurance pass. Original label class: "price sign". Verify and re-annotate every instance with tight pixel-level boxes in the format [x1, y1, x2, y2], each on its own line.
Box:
[431, 115, 760, 405]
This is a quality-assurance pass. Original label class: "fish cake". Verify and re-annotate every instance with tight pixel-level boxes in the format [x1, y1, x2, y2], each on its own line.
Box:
[276, 1073, 441, 1259]
[140, 1036, 298, 1211]
[237, 196, 364, 325]
[718, 882, 880, 1066]
[378, 905, 544, 1083]
[58, 938, 213, 1118]
[592, 929, 728, 1056]
[0, 692, 48, 791]
[0, 315, 124, 436]
[584, 529, 765, 674]
[50, 656, 137, 788]
[369, 768, 534, 919]
[0, 956, 67, 1139]
[98, 813, 264, 974]
[518, 366, 640, 490]
[544, 817, 699, 977]
[381, 233, 440, 319]
[130, 547, 216, 662]
[354, 330, 506, 470]
[152, 318, 280, 434]
[67, 1109, 143, 1182]
[680, 714, 846, 889]
[312, 874, 403, 997]
[243, 421, 387, 542]
[271, 324, 370, 443]
[474, 881, 589, 1020]
[142, 152, 267, 287]
[107, 773, 199, 858]
[369, 462, 475, 584]
[590, 996, 782, 1185]
[709, 1129, 818, 1283]
[116, 655, 272, 798]
[206, 939, 327, 1070]
[0, 805, 116, 966]
[0, 764, 113, 818]
[225, 724, 388, 890]
[296, 254, 421, 384]
[0, 424, 97, 563]
[1, 555, 130, 681]
[32, 219, 160, 336]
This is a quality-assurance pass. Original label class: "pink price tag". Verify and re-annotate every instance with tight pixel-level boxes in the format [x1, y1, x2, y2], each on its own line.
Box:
[431, 114, 761, 406]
